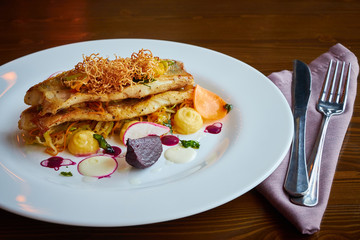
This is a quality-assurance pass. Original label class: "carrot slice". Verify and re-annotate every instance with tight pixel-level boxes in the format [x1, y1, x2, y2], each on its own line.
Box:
[194, 84, 228, 120]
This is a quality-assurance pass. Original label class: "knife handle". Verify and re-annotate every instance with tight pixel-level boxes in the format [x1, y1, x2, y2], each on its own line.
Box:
[284, 111, 309, 197]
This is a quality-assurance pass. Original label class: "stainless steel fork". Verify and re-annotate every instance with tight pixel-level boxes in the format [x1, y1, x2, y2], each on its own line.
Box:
[291, 60, 351, 207]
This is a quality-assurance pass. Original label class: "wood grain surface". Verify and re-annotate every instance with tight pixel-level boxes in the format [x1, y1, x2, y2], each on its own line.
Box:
[0, 0, 359, 239]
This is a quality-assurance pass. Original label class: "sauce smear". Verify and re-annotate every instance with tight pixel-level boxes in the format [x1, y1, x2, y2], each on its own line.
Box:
[204, 122, 223, 134]
[164, 146, 197, 163]
[40, 156, 76, 171]
[106, 146, 121, 157]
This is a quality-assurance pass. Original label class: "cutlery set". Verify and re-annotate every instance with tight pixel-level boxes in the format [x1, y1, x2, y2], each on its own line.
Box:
[284, 59, 351, 206]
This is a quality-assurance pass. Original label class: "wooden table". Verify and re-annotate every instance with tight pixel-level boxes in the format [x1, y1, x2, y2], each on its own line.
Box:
[1, 0, 359, 239]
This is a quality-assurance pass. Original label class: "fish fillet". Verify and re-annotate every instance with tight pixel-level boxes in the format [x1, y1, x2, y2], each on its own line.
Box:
[24, 60, 193, 115]
[19, 89, 194, 131]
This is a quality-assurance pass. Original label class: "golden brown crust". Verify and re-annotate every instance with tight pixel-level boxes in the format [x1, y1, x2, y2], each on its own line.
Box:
[19, 89, 194, 131]
[24, 60, 193, 115]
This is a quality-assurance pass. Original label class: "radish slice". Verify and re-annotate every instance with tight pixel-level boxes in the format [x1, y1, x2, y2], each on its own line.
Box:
[77, 155, 118, 178]
[122, 121, 170, 145]
[47, 71, 64, 79]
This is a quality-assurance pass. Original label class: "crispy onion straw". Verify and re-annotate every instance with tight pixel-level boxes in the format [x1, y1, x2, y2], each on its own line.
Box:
[63, 49, 159, 95]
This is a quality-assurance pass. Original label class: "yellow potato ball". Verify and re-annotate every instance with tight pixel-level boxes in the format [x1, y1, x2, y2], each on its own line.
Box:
[68, 130, 99, 156]
[174, 107, 203, 134]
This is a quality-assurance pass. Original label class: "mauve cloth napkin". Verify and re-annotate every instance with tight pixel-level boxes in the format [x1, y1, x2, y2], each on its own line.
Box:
[256, 43, 359, 234]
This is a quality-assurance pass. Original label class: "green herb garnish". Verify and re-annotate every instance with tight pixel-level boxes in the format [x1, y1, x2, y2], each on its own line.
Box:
[69, 126, 77, 131]
[133, 78, 157, 88]
[60, 171, 73, 177]
[63, 73, 87, 81]
[180, 140, 200, 149]
[93, 134, 115, 154]
[163, 119, 173, 134]
[224, 103, 233, 113]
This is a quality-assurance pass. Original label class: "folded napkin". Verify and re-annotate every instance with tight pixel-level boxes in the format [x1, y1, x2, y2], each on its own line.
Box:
[256, 43, 359, 234]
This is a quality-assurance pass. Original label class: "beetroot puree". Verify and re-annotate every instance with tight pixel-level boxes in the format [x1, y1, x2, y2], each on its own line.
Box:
[204, 122, 223, 134]
[161, 135, 180, 146]
[40, 156, 76, 171]
[106, 146, 121, 157]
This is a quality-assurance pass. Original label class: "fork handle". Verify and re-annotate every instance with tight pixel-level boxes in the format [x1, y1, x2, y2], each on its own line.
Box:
[291, 114, 330, 206]
[284, 112, 309, 197]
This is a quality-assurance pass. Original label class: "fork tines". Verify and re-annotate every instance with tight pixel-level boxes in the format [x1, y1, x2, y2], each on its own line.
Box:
[320, 60, 352, 106]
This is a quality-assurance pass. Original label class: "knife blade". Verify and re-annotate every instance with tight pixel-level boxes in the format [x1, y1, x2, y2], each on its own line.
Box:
[284, 60, 312, 197]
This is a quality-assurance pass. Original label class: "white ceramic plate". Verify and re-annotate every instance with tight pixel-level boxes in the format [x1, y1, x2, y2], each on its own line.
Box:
[0, 39, 293, 226]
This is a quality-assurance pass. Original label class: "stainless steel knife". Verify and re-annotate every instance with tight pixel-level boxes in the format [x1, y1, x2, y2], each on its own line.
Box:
[284, 60, 312, 197]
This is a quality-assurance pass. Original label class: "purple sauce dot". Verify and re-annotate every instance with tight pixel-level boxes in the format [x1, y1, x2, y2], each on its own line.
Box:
[161, 135, 180, 146]
[107, 146, 121, 157]
[204, 122, 223, 134]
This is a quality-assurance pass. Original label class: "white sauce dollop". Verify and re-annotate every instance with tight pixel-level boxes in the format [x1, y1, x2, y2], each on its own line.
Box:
[164, 146, 197, 163]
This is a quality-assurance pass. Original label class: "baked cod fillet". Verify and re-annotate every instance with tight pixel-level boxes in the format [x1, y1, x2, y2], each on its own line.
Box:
[18, 49, 197, 156]
[25, 60, 193, 115]
[19, 89, 194, 132]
